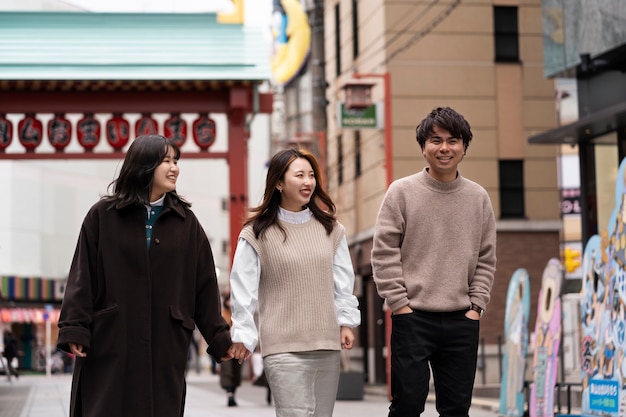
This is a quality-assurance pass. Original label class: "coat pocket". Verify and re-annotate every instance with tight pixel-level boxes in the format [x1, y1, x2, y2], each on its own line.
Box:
[169, 305, 195, 330]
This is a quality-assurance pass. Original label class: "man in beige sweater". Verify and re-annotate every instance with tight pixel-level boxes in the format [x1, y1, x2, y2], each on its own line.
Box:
[372, 107, 497, 417]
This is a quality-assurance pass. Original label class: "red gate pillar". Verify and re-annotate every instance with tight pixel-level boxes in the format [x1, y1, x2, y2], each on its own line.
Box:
[227, 103, 248, 266]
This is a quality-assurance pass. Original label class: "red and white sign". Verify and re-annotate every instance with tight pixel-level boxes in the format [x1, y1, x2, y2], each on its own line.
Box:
[164, 113, 187, 147]
[106, 113, 130, 150]
[135, 113, 158, 137]
[47, 113, 72, 151]
[18, 113, 43, 151]
[77, 113, 101, 151]
[0, 113, 12, 151]
[192, 113, 216, 150]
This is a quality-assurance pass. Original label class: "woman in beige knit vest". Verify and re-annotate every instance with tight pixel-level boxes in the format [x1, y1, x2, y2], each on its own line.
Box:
[228, 148, 361, 417]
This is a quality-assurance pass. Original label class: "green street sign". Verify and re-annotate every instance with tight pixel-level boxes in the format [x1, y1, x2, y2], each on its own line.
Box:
[338, 102, 383, 129]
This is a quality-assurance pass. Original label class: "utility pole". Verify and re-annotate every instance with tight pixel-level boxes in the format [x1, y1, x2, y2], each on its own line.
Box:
[309, 0, 327, 134]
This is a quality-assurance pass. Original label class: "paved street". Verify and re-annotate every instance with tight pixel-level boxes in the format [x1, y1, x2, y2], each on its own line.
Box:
[0, 370, 501, 417]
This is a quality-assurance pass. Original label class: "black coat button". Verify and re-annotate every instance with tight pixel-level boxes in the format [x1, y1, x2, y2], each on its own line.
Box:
[154, 238, 160, 245]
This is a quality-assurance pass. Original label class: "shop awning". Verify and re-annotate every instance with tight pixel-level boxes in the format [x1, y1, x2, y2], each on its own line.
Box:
[529, 100, 626, 145]
[1, 276, 65, 303]
[0, 307, 60, 324]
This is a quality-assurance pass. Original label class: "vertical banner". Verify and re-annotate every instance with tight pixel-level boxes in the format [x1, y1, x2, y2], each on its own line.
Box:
[499, 268, 531, 417]
[529, 258, 562, 417]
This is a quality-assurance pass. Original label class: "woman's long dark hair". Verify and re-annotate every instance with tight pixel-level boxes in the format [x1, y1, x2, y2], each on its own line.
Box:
[103, 134, 190, 209]
[245, 147, 336, 240]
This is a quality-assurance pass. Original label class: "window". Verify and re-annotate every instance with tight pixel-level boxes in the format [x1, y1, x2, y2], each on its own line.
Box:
[355, 130, 361, 178]
[352, 0, 359, 60]
[493, 6, 519, 62]
[499, 160, 524, 218]
[335, 3, 341, 76]
[338, 134, 344, 185]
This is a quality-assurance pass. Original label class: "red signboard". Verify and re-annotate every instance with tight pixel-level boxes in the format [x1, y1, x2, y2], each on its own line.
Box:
[47, 113, 72, 152]
[135, 113, 158, 137]
[106, 113, 130, 150]
[0, 114, 12, 151]
[77, 113, 101, 151]
[18, 113, 43, 152]
[192, 113, 216, 150]
[164, 113, 187, 147]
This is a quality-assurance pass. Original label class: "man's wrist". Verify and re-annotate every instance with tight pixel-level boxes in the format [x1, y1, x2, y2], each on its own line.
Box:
[469, 304, 484, 318]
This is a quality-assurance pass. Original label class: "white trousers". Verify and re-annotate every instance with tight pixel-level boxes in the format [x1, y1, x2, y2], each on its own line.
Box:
[263, 351, 341, 417]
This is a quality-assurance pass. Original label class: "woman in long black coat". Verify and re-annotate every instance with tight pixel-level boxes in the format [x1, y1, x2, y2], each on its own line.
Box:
[57, 135, 233, 417]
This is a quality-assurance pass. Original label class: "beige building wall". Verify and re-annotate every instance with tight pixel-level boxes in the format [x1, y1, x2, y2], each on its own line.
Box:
[325, 0, 560, 233]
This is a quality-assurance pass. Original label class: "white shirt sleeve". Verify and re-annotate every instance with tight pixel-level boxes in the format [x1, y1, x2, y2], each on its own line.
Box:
[334, 235, 361, 328]
[229, 237, 260, 353]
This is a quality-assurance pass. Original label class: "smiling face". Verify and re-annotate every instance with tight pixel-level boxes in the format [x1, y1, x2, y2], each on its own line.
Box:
[423, 124, 465, 182]
[150, 145, 179, 201]
[277, 157, 316, 211]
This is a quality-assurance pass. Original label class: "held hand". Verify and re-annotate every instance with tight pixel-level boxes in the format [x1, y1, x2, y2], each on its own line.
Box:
[220, 348, 235, 362]
[340, 327, 355, 350]
[229, 342, 251, 364]
[69, 343, 87, 358]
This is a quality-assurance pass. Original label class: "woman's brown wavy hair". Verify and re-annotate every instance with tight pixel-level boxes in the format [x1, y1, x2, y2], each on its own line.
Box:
[245, 147, 336, 240]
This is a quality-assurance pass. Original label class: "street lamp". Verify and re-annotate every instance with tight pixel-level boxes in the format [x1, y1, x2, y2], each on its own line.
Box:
[349, 71, 393, 398]
[351, 72, 393, 186]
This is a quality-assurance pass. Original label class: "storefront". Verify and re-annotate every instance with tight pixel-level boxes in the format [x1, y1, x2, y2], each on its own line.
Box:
[529, 44, 626, 245]
[1, 275, 63, 370]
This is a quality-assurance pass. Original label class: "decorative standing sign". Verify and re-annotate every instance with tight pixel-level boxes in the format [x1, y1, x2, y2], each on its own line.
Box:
[579, 156, 626, 417]
[499, 268, 531, 417]
[529, 258, 562, 417]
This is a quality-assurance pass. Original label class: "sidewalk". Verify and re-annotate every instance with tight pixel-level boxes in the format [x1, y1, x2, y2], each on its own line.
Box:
[0, 371, 501, 417]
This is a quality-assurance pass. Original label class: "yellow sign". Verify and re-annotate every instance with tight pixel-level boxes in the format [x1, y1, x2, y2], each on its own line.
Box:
[563, 247, 581, 273]
[271, 0, 311, 85]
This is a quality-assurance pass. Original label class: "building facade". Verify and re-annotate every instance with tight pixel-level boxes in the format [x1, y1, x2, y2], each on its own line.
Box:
[320, 0, 561, 384]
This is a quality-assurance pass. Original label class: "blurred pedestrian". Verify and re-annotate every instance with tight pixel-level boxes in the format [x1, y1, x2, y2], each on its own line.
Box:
[2, 330, 19, 381]
[219, 293, 241, 406]
[229, 147, 361, 417]
[372, 107, 497, 417]
[57, 134, 233, 417]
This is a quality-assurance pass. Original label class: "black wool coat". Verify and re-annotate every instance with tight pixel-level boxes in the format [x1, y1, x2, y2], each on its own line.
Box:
[57, 194, 231, 417]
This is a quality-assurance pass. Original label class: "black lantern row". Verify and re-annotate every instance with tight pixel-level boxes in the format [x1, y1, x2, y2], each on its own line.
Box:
[0, 112, 217, 153]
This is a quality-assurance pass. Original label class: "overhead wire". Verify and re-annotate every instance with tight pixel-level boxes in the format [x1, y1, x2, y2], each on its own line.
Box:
[383, 0, 461, 66]
[356, 0, 441, 67]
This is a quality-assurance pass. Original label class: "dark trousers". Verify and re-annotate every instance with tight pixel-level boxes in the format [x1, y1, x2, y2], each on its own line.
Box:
[4, 355, 19, 380]
[388, 310, 479, 417]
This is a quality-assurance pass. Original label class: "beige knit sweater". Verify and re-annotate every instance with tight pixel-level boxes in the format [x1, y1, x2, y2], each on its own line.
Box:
[240, 219, 344, 356]
[371, 168, 497, 314]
